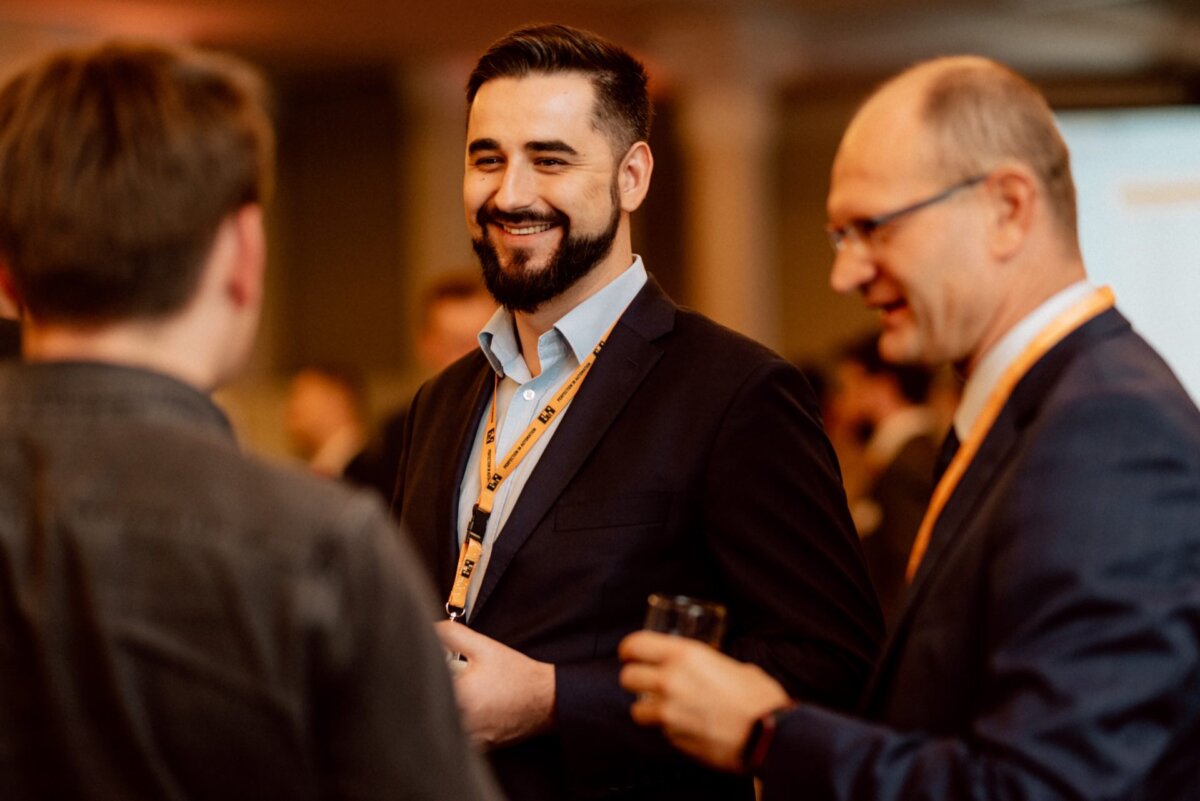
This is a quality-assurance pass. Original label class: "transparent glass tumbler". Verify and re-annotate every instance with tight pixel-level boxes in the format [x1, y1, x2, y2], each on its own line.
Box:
[643, 593, 727, 647]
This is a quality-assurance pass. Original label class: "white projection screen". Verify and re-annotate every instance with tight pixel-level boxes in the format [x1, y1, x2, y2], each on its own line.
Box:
[1056, 107, 1200, 404]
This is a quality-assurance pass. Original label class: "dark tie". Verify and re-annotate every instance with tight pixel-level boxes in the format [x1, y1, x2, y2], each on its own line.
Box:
[934, 428, 960, 482]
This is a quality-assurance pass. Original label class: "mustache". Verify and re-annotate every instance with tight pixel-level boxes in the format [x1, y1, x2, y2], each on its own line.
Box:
[476, 205, 568, 229]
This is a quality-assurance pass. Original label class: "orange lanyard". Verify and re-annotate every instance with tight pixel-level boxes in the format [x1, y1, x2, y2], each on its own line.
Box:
[445, 323, 617, 620]
[906, 287, 1115, 582]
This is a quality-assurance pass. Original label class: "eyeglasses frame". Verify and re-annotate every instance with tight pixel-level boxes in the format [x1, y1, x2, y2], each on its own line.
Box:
[826, 173, 989, 253]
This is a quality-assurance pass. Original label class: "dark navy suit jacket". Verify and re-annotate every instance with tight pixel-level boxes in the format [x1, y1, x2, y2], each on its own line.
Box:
[760, 308, 1200, 800]
[393, 278, 884, 801]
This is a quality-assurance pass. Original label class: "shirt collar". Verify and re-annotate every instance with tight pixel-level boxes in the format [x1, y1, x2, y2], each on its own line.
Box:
[954, 279, 1094, 438]
[477, 256, 648, 379]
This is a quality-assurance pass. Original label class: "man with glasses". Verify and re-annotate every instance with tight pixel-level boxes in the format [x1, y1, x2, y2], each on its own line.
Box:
[620, 55, 1200, 800]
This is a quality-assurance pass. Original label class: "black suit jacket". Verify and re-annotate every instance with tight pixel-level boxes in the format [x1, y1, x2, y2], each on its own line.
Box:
[394, 278, 883, 801]
[761, 309, 1200, 800]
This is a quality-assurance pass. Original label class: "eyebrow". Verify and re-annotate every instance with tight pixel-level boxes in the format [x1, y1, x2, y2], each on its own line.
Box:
[526, 140, 578, 155]
[467, 138, 500, 155]
[466, 138, 579, 156]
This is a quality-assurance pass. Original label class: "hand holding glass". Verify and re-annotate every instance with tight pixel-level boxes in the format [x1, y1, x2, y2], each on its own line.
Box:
[643, 593, 727, 648]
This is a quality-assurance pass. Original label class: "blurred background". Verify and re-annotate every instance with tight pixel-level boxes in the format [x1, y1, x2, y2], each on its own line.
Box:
[2, 0, 1198, 460]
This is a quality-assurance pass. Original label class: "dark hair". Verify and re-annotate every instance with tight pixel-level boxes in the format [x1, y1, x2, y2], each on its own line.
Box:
[466, 24, 652, 155]
[841, 332, 933, 405]
[0, 40, 274, 324]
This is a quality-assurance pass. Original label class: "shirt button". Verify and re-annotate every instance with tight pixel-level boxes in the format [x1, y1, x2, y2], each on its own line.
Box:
[522, 389, 536, 401]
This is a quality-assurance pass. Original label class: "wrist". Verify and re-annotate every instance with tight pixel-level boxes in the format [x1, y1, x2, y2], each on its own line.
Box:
[739, 701, 797, 775]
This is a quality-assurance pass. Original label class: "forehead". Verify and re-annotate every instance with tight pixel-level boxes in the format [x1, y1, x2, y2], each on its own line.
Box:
[466, 73, 602, 149]
[827, 83, 934, 216]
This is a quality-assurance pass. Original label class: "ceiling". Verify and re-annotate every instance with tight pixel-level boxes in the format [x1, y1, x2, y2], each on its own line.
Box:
[2, 0, 1199, 86]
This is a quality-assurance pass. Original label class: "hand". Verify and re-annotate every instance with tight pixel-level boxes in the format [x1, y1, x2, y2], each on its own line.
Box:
[618, 630, 791, 772]
[435, 620, 556, 750]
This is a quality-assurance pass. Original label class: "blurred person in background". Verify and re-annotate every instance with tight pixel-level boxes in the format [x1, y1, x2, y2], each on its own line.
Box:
[285, 362, 369, 477]
[0, 291, 17, 359]
[0, 40, 498, 801]
[829, 331, 939, 629]
[347, 273, 495, 499]
[391, 22, 881, 801]
[621, 55, 1200, 800]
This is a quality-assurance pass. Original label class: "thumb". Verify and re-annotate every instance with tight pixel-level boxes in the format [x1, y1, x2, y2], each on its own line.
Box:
[435, 619, 488, 660]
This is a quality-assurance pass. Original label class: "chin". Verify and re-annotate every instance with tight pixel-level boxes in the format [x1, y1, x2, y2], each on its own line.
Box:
[877, 332, 925, 366]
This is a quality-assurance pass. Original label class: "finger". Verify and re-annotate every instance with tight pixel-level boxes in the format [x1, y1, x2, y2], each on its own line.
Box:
[435, 620, 488, 660]
[618, 662, 663, 696]
[629, 692, 664, 727]
[618, 629, 684, 664]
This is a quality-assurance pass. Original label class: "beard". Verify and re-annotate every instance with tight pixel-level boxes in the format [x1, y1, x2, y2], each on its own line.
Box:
[472, 186, 621, 314]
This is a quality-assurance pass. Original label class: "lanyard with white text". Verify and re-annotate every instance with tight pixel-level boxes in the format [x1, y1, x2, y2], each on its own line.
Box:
[445, 323, 617, 620]
[905, 286, 1116, 582]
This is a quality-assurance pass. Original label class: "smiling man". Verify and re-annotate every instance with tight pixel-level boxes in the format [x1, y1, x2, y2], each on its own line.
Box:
[390, 23, 883, 801]
[619, 55, 1200, 801]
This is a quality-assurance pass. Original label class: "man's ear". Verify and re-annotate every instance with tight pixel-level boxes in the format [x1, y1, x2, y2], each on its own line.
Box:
[617, 141, 654, 214]
[226, 203, 266, 308]
[985, 164, 1038, 261]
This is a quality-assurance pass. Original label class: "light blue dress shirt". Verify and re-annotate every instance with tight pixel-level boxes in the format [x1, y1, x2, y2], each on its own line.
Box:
[454, 257, 649, 618]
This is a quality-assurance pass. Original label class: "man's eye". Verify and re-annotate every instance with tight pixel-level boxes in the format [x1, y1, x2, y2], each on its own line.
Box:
[472, 156, 502, 168]
[855, 219, 879, 238]
[536, 158, 566, 167]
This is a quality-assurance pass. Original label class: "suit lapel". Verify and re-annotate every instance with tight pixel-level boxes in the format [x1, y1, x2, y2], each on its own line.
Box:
[859, 308, 1130, 712]
[468, 279, 676, 620]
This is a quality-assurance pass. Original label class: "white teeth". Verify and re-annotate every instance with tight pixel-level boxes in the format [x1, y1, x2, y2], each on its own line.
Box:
[502, 223, 552, 235]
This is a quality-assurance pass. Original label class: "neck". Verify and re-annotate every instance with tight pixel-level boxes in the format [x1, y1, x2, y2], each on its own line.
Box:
[964, 254, 1087, 377]
[512, 241, 633, 378]
[23, 317, 222, 391]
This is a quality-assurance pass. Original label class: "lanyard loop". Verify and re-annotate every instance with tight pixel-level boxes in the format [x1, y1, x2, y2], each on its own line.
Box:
[445, 323, 617, 620]
[905, 287, 1115, 582]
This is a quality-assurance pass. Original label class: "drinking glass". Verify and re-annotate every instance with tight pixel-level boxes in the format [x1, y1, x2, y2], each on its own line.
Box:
[643, 593, 727, 647]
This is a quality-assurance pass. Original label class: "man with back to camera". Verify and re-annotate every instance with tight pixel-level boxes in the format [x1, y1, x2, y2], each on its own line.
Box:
[390, 23, 884, 801]
[0, 41, 498, 801]
[619, 55, 1200, 800]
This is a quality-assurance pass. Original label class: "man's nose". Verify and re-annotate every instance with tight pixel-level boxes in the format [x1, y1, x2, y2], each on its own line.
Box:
[829, 247, 876, 295]
[493, 164, 537, 211]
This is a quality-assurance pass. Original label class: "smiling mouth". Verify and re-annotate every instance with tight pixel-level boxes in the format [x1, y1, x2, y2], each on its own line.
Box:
[500, 222, 554, 236]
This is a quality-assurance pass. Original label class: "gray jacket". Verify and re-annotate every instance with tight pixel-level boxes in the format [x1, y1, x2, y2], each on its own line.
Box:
[0, 361, 498, 801]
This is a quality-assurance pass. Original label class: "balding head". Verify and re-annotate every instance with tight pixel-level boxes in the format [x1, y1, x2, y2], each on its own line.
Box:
[868, 56, 1078, 244]
[827, 56, 1088, 372]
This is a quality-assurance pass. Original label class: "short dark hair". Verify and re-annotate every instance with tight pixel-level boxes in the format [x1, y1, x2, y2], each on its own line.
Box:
[0, 40, 274, 324]
[466, 24, 652, 155]
[841, 332, 933, 405]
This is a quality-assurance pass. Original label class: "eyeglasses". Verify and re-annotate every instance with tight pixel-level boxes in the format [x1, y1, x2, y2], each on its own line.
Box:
[826, 174, 988, 252]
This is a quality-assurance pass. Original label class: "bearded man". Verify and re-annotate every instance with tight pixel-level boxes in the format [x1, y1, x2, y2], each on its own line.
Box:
[389, 23, 883, 801]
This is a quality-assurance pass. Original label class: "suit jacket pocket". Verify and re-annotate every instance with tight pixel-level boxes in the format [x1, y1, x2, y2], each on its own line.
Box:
[554, 492, 672, 532]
